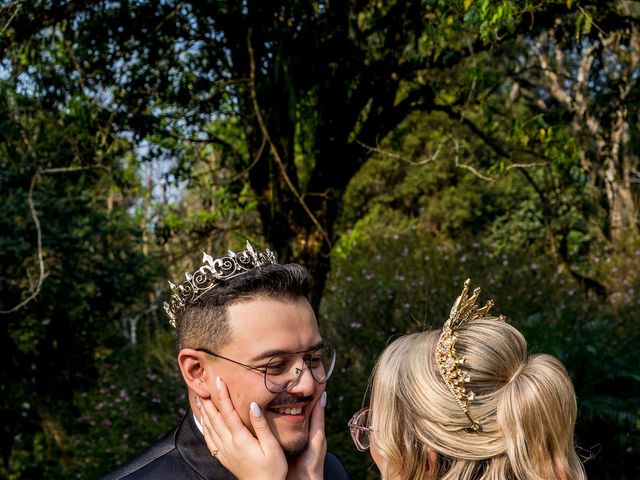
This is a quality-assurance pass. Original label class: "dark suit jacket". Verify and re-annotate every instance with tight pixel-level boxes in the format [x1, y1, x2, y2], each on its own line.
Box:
[99, 411, 349, 479]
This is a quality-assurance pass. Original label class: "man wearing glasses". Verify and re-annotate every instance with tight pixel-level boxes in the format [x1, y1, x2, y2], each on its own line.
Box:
[100, 242, 348, 479]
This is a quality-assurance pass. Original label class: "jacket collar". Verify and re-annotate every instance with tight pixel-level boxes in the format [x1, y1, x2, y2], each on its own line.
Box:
[176, 410, 237, 479]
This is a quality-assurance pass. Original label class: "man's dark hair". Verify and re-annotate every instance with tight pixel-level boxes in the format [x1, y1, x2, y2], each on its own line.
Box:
[176, 263, 311, 351]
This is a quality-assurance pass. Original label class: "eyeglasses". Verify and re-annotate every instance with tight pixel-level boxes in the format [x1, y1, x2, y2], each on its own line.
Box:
[196, 345, 337, 393]
[348, 407, 373, 452]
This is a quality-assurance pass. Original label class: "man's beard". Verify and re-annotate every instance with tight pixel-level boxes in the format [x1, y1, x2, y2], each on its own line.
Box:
[283, 439, 309, 458]
[269, 393, 314, 458]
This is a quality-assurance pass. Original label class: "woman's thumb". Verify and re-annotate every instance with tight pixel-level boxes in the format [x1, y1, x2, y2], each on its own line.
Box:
[309, 392, 327, 444]
[249, 402, 278, 448]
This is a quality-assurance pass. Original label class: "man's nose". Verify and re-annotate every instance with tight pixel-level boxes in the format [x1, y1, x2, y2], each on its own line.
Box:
[287, 362, 315, 394]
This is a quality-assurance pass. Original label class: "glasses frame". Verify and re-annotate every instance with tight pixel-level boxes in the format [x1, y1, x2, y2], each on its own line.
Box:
[196, 345, 337, 393]
[348, 407, 374, 452]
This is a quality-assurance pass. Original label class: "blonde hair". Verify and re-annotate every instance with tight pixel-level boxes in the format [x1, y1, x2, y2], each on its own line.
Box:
[369, 318, 586, 480]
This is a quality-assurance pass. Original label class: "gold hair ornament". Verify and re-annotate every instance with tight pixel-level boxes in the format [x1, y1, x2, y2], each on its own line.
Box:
[435, 279, 505, 432]
[163, 241, 277, 327]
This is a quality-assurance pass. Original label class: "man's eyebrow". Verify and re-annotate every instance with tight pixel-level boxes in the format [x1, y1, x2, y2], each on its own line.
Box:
[250, 341, 325, 363]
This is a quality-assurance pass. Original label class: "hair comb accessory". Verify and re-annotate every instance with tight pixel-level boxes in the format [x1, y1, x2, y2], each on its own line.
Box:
[435, 279, 505, 432]
[163, 241, 277, 327]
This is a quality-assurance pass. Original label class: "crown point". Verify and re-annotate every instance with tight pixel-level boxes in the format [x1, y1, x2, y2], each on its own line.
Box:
[203, 252, 214, 266]
[246, 241, 255, 253]
[168, 281, 176, 289]
[185, 272, 192, 281]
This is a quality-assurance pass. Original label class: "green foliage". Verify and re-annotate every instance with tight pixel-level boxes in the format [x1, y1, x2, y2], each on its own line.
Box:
[0, 84, 165, 479]
[69, 333, 185, 479]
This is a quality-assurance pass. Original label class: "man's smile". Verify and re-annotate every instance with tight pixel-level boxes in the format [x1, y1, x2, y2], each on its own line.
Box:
[267, 395, 314, 422]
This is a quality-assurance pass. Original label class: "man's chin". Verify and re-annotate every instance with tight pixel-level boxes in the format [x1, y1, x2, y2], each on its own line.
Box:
[282, 440, 309, 458]
[267, 415, 310, 457]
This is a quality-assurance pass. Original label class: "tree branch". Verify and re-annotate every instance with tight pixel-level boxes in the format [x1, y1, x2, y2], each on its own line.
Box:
[0, 0, 22, 37]
[435, 104, 552, 201]
[355, 139, 441, 166]
[0, 165, 102, 315]
[453, 139, 495, 182]
[0, 172, 45, 315]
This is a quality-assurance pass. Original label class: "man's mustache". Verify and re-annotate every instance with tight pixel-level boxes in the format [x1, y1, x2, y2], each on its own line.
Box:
[268, 394, 314, 408]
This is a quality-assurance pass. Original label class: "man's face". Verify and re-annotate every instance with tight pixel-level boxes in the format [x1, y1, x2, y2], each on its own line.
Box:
[205, 296, 325, 456]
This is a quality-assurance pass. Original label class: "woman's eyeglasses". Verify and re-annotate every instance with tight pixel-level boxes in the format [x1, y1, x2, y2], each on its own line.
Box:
[348, 407, 373, 451]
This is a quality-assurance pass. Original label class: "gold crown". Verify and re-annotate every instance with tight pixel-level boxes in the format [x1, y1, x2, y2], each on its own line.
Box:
[435, 279, 505, 432]
[163, 241, 278, 327]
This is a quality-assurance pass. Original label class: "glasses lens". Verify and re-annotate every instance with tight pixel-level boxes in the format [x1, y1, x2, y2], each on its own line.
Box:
[308, 346, 336, 384]
[348, 408, 371, 451]
[264, 353, 302, 393]
[263, 346, 337, 393]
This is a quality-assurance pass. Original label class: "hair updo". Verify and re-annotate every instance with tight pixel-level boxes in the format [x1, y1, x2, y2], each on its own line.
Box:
[369, 318, 586, 480]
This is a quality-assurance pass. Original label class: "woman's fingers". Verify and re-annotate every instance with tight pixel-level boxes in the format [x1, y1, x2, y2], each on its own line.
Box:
[247, 402, 280, 451]
[198, 391, 230, 441]
[309, 391, 327, 447]
[200, 377, 271, 450]
[196, 397, 224, 450]
[214, 377, 248, 435]
[194, 378, 288, 479]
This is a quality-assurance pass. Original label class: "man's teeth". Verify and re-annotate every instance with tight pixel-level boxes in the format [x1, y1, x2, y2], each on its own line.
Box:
[272, 406, 303, 415]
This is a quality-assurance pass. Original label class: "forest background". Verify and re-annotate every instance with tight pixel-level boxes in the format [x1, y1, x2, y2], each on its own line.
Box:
[1, 1, 639, 479]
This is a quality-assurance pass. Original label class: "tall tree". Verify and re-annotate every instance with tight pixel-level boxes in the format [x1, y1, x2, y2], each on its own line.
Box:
[4, 0, 636, 307]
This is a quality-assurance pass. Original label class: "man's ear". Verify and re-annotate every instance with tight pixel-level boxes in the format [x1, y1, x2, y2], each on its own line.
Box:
[178, 349, 212, 399]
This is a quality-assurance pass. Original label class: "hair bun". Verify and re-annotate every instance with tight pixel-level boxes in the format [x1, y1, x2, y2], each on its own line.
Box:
[506, 360, 528, 386]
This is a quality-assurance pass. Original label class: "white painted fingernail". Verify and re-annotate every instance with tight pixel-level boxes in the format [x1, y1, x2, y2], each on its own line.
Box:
[216, 376, 222, 391]
[250, 402, 262, 418]
[320, 391, 327, 408]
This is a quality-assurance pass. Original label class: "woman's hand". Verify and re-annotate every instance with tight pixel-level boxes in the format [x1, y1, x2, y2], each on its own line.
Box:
[197, 376, 288, 480]
[285, 391, 327, 480]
